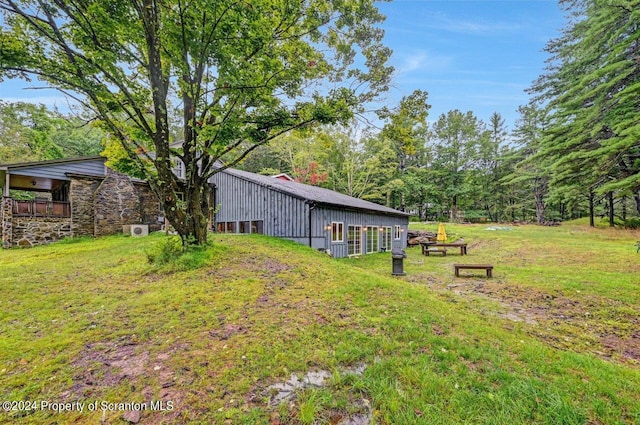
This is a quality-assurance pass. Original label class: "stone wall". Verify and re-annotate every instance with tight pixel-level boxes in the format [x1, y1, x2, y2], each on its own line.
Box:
[70, 176, 102, 237]
[134, 182, 163, 232]
[2, 197, 12, 248]
[12, 217, 74, 247]
[2, 170, 166, 248]
[94, 169, 143, 237]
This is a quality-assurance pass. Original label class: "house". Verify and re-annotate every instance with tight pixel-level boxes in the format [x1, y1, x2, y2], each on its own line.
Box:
[0, 156, 160, 248]
[210, 167, 409, 257]
[1, 156, 409, 257]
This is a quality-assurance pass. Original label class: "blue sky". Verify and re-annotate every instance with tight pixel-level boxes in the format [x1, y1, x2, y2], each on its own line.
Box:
[376, 0, 565, 130]
[0, 0, 565, 132]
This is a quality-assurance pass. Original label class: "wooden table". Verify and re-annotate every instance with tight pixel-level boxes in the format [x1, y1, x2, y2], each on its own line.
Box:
[421, 242, 468, 255]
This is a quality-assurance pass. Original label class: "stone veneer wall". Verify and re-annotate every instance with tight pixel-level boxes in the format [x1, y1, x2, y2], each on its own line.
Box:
[12, 217, 74, 247]
[2, 197, 12, 249]
[70, 176, 102, 237]
[134, 182, 163, 232]
[94, 168, 142, 237]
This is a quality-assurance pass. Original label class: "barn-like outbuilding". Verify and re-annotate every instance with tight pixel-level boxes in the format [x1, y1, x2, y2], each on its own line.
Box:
[210, 167, 409, 258]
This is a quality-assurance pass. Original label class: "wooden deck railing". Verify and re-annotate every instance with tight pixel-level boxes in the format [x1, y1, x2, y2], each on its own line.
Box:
[12, 200, 71, 218]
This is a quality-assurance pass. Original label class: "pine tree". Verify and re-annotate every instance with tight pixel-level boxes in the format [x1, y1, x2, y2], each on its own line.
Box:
[531, 0, 640, 221]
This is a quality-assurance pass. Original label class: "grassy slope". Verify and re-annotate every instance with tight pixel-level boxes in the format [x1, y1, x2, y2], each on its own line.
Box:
[0, 224, 639, 424]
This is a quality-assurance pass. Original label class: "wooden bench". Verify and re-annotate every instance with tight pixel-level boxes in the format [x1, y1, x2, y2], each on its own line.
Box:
[421, 242, 468, 255]
[424, 248, 447, 256]
[454, 263, 493, 278]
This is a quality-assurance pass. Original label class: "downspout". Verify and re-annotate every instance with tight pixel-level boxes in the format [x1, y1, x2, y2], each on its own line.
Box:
[307, 201, 316, 247]
[211, 184, 217, 231]
[2, 169, 9, 197]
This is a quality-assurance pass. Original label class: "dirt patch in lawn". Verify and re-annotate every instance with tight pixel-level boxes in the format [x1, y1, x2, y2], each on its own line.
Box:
[469, 282, 640, 364]
[65, 337, 189, 423]
[417, 277, 640, 365]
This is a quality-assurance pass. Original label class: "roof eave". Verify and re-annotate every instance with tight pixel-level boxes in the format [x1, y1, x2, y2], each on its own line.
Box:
[0, 156, 105, 170]
[315, 201, 410, 218]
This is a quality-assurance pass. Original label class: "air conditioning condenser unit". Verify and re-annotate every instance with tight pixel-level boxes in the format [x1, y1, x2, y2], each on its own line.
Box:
[130, 224, 149, 237]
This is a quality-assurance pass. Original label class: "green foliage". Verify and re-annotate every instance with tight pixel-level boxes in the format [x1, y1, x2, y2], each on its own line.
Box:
[101, 137, 149, 180]
[0, 101, 104, 164]
[1, 0, 393, 246]
[145, 235, 215, 271]
[622, 218, 640, 229]
[530, 0, 640, 220]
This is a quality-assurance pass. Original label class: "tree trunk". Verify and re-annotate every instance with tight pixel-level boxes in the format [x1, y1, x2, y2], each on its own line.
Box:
[534, 192, 545, 224]
[608, 191, 615, 227]
[635, 192, 640, 215]
[160, 177, 211, 247]
[589, 190, 595, 227]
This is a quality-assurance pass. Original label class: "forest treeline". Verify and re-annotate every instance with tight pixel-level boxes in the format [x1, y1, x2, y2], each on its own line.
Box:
[1, 0, 637, 227]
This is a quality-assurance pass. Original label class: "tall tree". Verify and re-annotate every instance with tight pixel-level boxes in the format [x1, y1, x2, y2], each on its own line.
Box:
[474, 112, 509, 221]
[0, 0, 392, 246]
[430, 110, 484, 221]
[530, 0, 640, 220]
[503, 102, 550, 224]
[377, 89, 430, 211]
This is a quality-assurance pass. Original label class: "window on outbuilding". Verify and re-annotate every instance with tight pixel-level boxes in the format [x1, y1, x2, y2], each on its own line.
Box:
[251, 220, 264, 234]
[216, 220, 263, 234]
[394, 225, 402, 240]
[331, 222, 344, 243]
[367, 226, 379, 253]
[381, 227, 392, 250]
[239, 221, 251, 233]
[347, 225, 362, 256]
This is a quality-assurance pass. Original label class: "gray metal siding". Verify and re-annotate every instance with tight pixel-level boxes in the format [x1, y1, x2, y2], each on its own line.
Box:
[211, 171, 309, 239]
[314, 207, 408, 258]
[10, 159, 106, 181]
[210, 170, 408, 258]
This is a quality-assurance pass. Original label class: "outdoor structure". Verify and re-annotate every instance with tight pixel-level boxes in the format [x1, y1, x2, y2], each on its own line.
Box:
[210, 167, 409, 258]
[1, 155, 409, 257]
[0, 157, 161, 248]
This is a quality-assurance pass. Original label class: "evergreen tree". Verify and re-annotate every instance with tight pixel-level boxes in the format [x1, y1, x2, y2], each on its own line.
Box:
[503, 103, 550, 224]
[531, 0, 640, 221]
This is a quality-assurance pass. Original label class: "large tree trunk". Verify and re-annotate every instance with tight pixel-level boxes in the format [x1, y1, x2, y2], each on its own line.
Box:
[589, 190, 595, 227]
[534, 191, 545, 224]
[608, 191, 615, 227]
[167, 185, 210, 246]
[533, 177, 546, 224]
[634, 192, 640, 215]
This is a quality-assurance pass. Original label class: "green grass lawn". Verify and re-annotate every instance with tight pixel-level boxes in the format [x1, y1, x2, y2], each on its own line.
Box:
[1, 223, 639, 424]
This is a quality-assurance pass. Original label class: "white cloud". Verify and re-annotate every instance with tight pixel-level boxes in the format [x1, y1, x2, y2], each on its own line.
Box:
[426, 12, 523, 35]
[394, 50, 453, 75]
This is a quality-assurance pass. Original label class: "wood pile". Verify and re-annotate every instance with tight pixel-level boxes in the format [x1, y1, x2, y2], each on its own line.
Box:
[407, 230, 437, 246]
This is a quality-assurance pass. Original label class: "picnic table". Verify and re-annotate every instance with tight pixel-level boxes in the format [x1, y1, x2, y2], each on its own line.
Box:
[420, 241, 468, 255]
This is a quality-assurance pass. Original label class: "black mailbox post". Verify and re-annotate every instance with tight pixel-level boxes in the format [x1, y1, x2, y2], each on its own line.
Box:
[391, 249, 407, 276]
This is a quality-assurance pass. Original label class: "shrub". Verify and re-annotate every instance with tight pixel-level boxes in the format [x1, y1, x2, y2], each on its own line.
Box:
[145, 236, 211, 270]
[623, 218, 640, 229]
[146, 236, 183, 265]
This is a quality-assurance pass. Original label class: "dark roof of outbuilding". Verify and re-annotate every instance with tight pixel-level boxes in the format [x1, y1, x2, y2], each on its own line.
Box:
[220, 167, 409, 218]
[0, 156, 105, 170]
